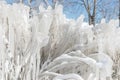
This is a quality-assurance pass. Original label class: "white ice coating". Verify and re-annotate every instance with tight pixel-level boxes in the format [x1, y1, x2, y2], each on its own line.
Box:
[0, 2, 119, 80]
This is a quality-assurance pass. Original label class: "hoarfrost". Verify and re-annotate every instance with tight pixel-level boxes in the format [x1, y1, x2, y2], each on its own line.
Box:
[0, 2, 119, 80]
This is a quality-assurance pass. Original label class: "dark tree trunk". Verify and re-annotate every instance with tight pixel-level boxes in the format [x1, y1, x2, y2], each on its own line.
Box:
[83, 0, 96, 26]
[88, 15, 95, 26]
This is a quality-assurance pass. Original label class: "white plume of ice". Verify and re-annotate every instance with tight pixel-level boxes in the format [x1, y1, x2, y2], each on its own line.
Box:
[0, 2, 119, 80]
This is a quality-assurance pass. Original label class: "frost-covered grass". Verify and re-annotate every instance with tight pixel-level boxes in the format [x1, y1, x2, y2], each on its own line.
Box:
[0, 2, 120, 80]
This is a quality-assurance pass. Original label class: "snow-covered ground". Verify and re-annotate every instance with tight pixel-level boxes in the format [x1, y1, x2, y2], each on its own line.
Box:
[0, 2, 119, 80]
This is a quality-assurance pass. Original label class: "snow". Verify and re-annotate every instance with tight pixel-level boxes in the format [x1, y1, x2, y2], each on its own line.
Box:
[53, 73, 84, 80]
[0, 2, 119, 80]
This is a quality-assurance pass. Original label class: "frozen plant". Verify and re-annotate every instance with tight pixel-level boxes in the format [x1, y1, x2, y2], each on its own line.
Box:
[0, 2, 119, 80]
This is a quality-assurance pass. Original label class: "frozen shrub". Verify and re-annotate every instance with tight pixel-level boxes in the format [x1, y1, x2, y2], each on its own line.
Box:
[0, 2, 119, 80]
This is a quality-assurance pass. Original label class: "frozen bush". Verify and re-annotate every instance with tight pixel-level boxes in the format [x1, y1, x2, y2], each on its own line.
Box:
[0, 2, 119, 80]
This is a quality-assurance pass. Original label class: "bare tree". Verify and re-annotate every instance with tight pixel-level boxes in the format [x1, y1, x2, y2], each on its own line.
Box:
[61, 0, 118, 25]
[59, 0, 97, 25]
[82, 0, 96, 25]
